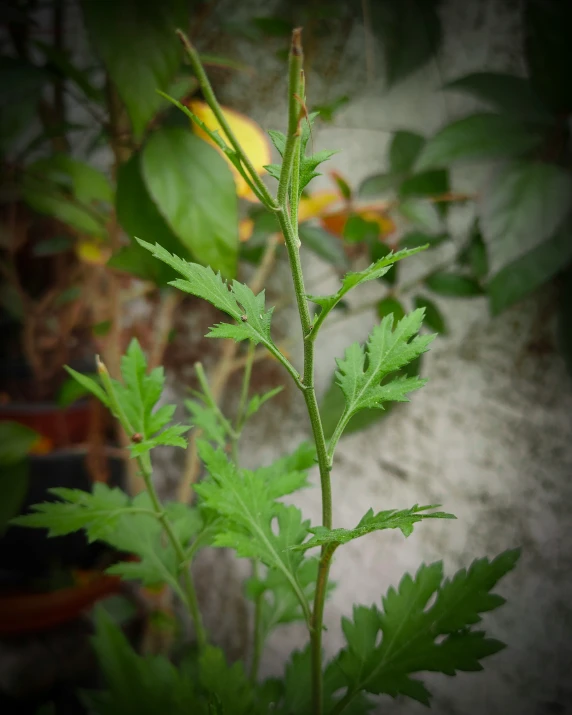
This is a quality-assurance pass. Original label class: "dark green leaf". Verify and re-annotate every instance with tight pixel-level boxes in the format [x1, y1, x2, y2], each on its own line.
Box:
[92, 320, 112, 337]
[443, 72, 553, 124]
[82, 0, 187, 139]
[32, 236, 73, 256]
[251, 16, 292, 36]
[425, 273, 483, 297]
[415, 114, 545, 170]
[399, 198, 443, 234]
[389, 131, 425, 173]
[377, 297, 405, 322]
[463, 227, 489, 280]
[479, 161, 572, 278]
[312, 95, 350, 123]
[65, 367, 109, 407]
[113, 152, 190, 285]
[57, 372, 98, 407]
[0, 461, 29, 536]
[343, 215, 379, 244]
[398, 169, 449, 199]
[414, 295, 448, 334]
[488, 221, 572, 315]
[54, 286, 82, 306]
[85, 608, 201, 713]
[371, 0, 442, 87]
[199, 647, 256, 715]
[358, 173, 402, 198]
[333, 550, 520, 706]
[524, 0, 572, 112]
[331, 172, 353, 200]
[0, 422, 39, 466]
[298, 224, 348, 269]
[141, 128, 238, 278]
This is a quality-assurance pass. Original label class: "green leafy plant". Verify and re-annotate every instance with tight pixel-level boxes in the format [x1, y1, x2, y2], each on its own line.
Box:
[14, 29, 519, 714]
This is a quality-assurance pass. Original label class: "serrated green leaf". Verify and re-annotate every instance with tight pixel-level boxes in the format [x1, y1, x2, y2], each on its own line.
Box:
[194, 442, 312, 623]
[85, 608, 201, 715]
[137, 240, 287, 366]
[332, 549, 520, 707]
[334, 310, 434, 421]
[245, 386, 284, 419]
[268, 129, 287, 157]
[199, 647, 256, 715]
[11, 483, 130, 540]
[415, 114, 545, 170]
[399, 231, 448, 250]
[413, 295, 448, 334]
[186, 399, 227, 447]
[291, 505, 455, 552]
[307, 246, 425, 331]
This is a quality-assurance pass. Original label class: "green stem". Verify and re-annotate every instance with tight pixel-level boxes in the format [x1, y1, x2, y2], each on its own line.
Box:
[277, 30, 333, 715]
[137, 457, 207, 650]
[277, 29, 303, 207]
[236, 340, 256, 434]
[249, 559, 264, 683]
[195, 362, 238, 441]
[176, 29, 278, 211]
[311, 545, 337, 715]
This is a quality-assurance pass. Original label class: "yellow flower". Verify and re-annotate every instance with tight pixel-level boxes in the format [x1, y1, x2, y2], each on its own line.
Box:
[187, 100, 271, 202]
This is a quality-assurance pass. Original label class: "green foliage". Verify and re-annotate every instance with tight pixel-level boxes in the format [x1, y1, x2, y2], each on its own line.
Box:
[291, 505, 455, 553]
[414, 295, 448, 334]
[111, 153, 191, 285]
[425, 272, 483, 298]
[266, 113, 337, 198]
[11, 29, 522, 714]
[307, 247, 425, 330]
[299, 223, 348, 270]
[370, 0, 442, 87]
[66, 339, 189, 458]
[443, 72, 553, 124]
[22, 155, 111, 237]
[333, 310, 434, 435]
[141, 128, 239, 278]
[415, 114, 544, 170]
[82, 0, 187, 139]
[330, 549, 520, 707]
[480, 161, 572, 313]
[0, 421, 38, 535]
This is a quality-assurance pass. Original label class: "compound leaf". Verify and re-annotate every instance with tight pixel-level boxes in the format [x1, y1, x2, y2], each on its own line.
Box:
[291, 505, 455, 552]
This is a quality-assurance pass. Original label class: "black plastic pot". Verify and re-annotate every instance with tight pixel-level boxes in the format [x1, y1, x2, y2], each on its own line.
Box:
[0, 451, 125, 589]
